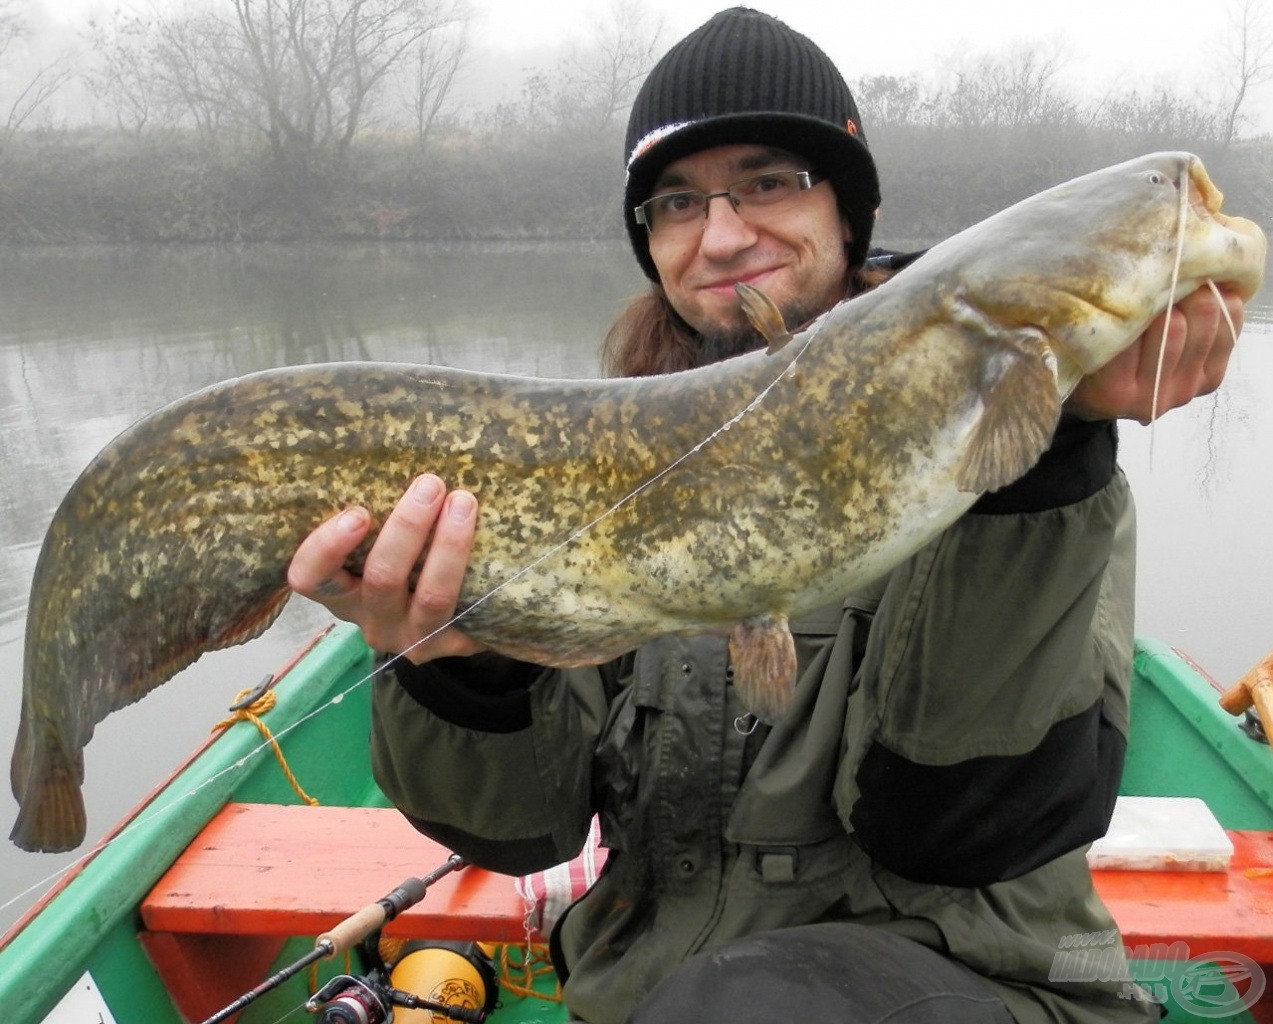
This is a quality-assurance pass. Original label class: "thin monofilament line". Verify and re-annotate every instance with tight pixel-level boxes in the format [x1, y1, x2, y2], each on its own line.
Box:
[255, 1000, 309, 1024]
[5, 317, 825, 922]
[389, 320, 824, 665]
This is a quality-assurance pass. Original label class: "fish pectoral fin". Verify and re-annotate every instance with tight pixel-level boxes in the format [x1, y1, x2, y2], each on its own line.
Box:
[955, 317, 1062, 494]
[728, 614, 797, 723]
[735, 283, 793, 354]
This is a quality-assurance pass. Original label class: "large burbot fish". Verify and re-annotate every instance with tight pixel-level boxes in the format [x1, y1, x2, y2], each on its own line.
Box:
[11, 152, 1267, 853]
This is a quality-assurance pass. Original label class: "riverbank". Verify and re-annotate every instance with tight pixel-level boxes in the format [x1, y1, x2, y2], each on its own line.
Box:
[0, 124, 1267, 246]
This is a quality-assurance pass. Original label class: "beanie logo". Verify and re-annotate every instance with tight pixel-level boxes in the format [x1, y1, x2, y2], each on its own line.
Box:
[845, 119, 859, 137]
[627, 120, 695, 170]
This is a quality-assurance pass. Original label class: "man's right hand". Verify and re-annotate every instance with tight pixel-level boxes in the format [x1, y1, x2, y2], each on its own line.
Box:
[287, 473, 486, 664]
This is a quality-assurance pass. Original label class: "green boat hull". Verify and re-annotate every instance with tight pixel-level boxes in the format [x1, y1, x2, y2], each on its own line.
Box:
[1, 628, 1269, 1024]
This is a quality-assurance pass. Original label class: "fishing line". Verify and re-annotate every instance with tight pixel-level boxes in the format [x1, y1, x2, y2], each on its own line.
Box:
[7, 313, 827, 923]
[393, 317, 825, 664]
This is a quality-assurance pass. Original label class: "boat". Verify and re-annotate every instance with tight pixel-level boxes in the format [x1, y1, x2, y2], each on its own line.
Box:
[1, 623, 1270, 1024]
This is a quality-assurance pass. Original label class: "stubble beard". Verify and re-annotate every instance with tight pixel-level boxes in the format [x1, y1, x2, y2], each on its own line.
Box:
[687, 295, 825, 369]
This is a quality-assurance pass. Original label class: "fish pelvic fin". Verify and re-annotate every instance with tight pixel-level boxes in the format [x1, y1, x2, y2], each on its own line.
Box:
[952, 298, 1062, 493]
[728, 613, 797, 723]
[735, 283, 794, 354]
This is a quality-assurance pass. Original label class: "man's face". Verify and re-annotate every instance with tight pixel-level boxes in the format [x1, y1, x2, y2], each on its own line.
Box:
[645, 144, 852, 341]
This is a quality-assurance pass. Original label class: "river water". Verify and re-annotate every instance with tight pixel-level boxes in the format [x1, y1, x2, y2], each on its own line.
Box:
[0, 241, 1270, 933]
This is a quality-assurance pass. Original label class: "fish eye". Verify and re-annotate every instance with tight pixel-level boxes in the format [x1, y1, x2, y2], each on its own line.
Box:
[1145, 171, 1171, 187]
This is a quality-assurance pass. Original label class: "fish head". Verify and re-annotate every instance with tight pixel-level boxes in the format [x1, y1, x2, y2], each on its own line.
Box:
[939, 152, 1267, 392]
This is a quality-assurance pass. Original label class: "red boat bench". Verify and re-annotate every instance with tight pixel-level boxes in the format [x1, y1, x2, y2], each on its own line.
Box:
[140, 803, 1273, 1021]
[141, 803, 531, 942]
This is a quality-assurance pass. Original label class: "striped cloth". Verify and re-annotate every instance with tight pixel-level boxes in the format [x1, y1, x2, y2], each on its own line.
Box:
[515, 817, 608, 936]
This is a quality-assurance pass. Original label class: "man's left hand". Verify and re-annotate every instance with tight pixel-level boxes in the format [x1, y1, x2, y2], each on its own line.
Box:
[1065, 285, 1244, 424]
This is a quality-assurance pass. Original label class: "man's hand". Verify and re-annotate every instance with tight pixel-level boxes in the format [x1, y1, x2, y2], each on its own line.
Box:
[1065, 285, 1244, 424]
[287, 473, 486, 664]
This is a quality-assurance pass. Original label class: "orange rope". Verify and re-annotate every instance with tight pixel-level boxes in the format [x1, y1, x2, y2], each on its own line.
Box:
[379, 935, 408, 965]
[497, 943, 562, 1003]
[213, 688, 319, 806]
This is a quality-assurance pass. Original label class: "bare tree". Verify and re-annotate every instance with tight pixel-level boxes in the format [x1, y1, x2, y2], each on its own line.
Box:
[86, 10, 181, 136]
[241, 0, 471, 161]
[402, 18, 468, 143]
[0, 0, 73, 143]
[936, 42, 1077, 129]
[556, 0, 665, 132]
[1215, 0, 1273, 145]
[151, 9, 239, 136]
[141, 0, 471, 166]
[1091, 88, 1222, 144]
[853, 74, 926, 129]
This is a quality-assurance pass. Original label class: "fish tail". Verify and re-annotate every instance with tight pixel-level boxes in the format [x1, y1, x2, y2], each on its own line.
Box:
[9, 724, 86, 853]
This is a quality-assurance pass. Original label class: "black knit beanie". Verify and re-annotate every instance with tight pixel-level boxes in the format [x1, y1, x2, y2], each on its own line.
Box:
[624, 7, 880, 282]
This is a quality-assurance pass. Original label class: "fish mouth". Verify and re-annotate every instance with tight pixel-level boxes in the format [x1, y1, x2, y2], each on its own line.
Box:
[1188, 157, 1223, 217]
[1187, 158, 1267, 300]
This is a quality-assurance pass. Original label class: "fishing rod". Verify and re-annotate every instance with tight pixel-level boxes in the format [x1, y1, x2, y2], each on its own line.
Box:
[199, 853, 484, 1024]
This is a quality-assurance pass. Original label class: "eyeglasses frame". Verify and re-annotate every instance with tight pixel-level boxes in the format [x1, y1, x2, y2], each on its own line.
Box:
[633, 169, 826, 232]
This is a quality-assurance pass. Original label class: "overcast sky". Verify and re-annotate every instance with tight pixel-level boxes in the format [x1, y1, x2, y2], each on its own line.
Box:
[463, 0, 1267, 131]
[474, 0, 1244, 82]
[35, 0, 1273, 132]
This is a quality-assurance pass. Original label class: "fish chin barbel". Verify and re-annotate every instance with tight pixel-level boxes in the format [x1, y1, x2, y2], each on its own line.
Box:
[10, 152, 1267, 852]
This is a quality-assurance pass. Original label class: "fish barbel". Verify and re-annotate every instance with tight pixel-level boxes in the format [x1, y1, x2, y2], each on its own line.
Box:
[10, 152, 1266, 852]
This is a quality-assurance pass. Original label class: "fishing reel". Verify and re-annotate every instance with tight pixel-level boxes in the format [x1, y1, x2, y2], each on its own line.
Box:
[307, 935, 498, 1024]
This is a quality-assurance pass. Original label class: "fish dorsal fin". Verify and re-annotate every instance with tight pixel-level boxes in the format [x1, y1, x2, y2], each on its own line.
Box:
[728, 613, 796, 722]
[735, 283, 793, 354]
[951, 298, 1062, 493]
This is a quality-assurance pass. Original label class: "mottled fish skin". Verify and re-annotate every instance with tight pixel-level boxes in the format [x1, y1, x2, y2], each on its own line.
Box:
[10, 152, 1266, 851]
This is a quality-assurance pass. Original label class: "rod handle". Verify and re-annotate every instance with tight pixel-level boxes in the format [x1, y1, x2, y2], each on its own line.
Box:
[317, 902, 388, 956]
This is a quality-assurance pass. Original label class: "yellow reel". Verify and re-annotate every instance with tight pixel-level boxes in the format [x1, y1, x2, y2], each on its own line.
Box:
[388, 941, 498, 1023]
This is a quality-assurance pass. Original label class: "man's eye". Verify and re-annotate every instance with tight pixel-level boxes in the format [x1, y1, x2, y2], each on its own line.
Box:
[660, 193, 699, 213]
[746, 174, 793, 198]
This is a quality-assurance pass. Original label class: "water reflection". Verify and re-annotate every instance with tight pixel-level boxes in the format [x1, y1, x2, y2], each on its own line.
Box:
[0, 243, 632, 614]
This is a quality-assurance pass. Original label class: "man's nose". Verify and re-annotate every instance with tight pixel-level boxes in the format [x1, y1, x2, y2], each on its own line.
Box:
[698, 194, 757, 259]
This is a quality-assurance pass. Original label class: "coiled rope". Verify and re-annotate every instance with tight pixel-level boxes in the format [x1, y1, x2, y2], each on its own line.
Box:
[212, 686, 319, 807]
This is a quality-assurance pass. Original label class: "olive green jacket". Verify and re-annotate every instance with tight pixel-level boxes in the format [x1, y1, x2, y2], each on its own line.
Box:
[371, 422, 1157, 1024]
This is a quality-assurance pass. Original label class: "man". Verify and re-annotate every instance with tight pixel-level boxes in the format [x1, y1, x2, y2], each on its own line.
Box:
[289, 9, 1244, 1022]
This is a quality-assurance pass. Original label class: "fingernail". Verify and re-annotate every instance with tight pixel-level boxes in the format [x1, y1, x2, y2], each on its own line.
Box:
[339, 508, 366, 531]
[447, 491, 476, 522]
[413, 475, 443, 504]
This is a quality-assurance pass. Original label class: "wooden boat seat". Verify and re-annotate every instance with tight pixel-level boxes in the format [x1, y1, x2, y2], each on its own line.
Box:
[139, 804, 1273, 1021]
[141, 803, 1273, 954]
[141, 803, 530, 942]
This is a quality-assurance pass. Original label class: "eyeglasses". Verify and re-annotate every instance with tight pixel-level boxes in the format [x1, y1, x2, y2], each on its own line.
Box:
[634, 169, 826, 235]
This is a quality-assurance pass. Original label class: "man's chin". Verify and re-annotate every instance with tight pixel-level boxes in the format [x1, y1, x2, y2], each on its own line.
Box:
[688, 326, 765, 368]
[687, 295, 824, 368]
